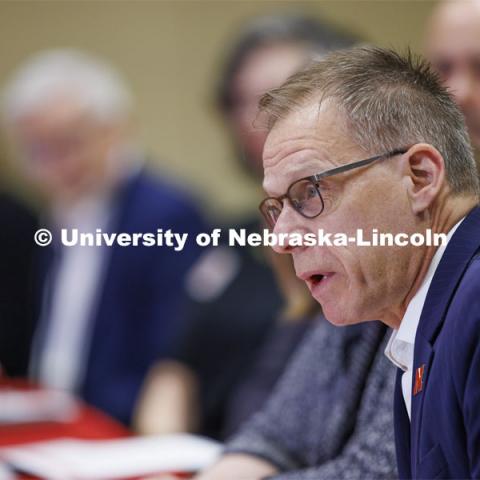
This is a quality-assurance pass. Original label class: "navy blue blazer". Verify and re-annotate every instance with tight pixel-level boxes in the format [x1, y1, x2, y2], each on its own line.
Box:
[394, 205, 480, 479]
[34, 167, 206, 425]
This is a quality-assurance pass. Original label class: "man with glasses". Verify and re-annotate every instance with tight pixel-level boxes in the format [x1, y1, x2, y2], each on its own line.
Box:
[199, 47, 480, 479]
[260, 47, 480, 479]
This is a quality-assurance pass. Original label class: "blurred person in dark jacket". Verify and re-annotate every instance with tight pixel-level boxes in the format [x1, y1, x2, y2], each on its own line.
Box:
[1, 49, 206, 425]
[0, 191, 38, 377]
[134, 14, 358, 440]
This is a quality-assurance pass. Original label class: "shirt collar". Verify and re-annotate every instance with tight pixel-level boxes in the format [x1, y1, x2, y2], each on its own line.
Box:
[385, 218, 464, 371]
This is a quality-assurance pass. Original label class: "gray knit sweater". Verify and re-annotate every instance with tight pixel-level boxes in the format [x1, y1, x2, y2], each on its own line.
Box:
[225, 319, 397, 479]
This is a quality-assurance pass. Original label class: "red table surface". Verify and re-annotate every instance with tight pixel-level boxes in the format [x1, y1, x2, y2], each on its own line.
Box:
[0, 379, 191, 479]
[0, 378, 130, 446]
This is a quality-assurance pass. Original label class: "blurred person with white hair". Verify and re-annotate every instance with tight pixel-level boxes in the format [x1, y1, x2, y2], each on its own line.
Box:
[1, 49, 206, 426]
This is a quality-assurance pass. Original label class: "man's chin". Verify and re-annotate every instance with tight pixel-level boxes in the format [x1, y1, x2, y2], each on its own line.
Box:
[322, 306, 362, 327]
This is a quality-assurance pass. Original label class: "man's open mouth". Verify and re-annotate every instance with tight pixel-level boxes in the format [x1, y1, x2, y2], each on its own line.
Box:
[310, 274, 324, 286]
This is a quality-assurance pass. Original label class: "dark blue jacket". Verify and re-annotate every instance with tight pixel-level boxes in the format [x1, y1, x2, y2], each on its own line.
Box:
[394, 205, 480, 479]
[35, 168, 206, 425]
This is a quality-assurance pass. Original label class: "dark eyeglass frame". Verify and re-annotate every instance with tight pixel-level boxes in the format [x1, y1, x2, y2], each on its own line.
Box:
[259, 147, 409, 228]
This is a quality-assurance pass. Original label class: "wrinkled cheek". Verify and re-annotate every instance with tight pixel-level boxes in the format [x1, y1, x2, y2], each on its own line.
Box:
[338, 260, 374, 318]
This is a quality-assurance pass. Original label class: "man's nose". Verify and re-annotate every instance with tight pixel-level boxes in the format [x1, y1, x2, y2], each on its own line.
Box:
[271, 203, 306, 255]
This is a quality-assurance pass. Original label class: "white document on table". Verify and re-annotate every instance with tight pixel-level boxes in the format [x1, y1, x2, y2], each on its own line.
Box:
[0, 434, 222, 479]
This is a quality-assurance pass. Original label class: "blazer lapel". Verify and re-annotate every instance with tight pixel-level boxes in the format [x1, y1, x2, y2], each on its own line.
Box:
[416, 206, 480, 344]
[409, 206, 480, 474]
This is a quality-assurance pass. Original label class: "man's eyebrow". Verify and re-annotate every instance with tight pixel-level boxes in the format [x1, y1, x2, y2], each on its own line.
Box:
[285, 161, 330, 181]
[262, 166, 320, 197]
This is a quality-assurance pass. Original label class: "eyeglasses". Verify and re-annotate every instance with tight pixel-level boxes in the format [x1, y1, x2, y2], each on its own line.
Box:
[259, 147, 408, 229]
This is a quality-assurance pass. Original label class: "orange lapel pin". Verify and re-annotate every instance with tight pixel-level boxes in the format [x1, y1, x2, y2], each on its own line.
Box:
[413, 364, 425, 396]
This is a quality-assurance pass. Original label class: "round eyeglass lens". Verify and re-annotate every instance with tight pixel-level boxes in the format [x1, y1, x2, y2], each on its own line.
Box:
[261, 198, 282, 228]
[288, 179, 324, 218]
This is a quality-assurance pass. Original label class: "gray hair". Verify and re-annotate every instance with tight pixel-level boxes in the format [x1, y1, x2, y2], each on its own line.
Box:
[260, 46, 479, 196]
[2, 49, 133, 124]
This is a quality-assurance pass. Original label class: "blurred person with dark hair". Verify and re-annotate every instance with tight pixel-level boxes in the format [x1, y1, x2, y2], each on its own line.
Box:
[1, 49, 206, 425]
[216, 14, 356, 180]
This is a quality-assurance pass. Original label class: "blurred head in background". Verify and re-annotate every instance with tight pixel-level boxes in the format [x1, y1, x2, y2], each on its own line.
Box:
[2, 50, 134, 206]
[214, 14, 358, 179]
[425, 0, 480, 151]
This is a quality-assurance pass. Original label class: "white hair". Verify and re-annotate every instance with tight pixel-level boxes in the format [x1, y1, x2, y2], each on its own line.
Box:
[2, 49, 133, 124]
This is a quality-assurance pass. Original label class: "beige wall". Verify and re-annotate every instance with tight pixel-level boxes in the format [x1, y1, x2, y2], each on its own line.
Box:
[0, 0, 437, 219]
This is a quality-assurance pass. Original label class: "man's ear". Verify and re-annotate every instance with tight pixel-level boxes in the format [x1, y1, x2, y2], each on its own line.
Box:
[401, 143, 446, 214]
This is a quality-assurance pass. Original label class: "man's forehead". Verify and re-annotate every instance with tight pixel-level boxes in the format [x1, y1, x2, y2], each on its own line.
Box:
[262, 100, 354, 195]
[263, 99, 339, 167]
